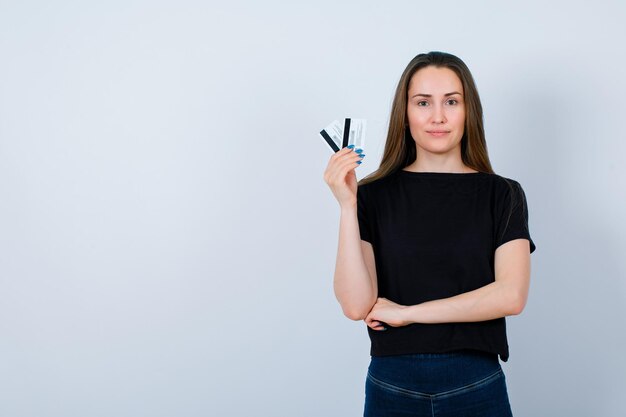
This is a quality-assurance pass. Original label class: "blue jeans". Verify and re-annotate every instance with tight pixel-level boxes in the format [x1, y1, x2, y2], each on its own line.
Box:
[364, 349, 513, 417]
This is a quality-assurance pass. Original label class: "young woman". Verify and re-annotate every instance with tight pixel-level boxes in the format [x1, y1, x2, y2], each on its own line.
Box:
[323, 51, 536, 416]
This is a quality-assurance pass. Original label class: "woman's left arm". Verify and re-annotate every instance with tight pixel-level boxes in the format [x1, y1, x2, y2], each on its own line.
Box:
[365, 238, 531, 330]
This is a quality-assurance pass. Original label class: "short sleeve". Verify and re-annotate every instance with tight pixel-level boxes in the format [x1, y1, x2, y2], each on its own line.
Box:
[495, 180, 536, 253]
[357, 185, 373, 244]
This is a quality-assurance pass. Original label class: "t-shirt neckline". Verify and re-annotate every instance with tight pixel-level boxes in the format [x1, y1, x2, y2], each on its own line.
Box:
[399, 169, 484, 178]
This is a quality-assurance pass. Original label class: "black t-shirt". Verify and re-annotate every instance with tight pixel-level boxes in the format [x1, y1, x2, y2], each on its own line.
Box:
[357, 169, 536, 362]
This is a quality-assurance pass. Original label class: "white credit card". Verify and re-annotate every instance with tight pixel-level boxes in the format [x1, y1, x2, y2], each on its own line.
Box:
[347, 118, 366, 150]
[319, 118, 366, 153]
[319, 119, 343, 152]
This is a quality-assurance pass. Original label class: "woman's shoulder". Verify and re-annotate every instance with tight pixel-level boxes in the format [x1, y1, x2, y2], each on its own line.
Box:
[489, 173, 526, 192]
[485, 174, 532, 209]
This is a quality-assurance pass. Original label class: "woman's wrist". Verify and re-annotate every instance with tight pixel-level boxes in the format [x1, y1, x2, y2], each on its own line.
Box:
[339, 199, 357, 213]
[402, 304, 418, 325]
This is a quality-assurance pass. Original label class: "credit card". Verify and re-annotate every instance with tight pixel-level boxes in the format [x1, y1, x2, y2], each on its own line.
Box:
[319, 118, 366, 153]
[319, 119, 343, 152]
[347, 118, 366, 150]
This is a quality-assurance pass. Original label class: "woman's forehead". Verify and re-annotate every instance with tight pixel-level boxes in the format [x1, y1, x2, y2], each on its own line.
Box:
[408, 67, 463, 95]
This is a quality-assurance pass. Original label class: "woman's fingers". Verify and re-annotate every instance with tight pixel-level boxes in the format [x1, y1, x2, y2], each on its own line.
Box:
[326, 147, 363, 180]
[333, 146, 363, 164]
[323, 146, 365, 206]
[366, 320, 388, 331]
[331, 146, 361, 167]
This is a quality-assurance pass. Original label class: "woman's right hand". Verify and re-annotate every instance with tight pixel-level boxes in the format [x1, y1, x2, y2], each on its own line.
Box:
[323, 145, 365, 208]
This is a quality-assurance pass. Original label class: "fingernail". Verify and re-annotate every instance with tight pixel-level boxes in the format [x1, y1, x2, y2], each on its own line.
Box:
[347, 144, 355, 149]
[355, 148, 363, 153]
[359, 154, 365, 158]
[356, 161, 362, 164]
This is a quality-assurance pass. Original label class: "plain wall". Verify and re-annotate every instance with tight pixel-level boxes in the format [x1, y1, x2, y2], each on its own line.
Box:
[1, 1, 625, 416]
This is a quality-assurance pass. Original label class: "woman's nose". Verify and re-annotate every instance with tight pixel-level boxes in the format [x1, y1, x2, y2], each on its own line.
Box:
[432, 104, 446, 123]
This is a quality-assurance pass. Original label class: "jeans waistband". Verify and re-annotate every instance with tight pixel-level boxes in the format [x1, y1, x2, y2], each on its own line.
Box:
[367, 349, 502, 394]
[372, 348, 497, 359]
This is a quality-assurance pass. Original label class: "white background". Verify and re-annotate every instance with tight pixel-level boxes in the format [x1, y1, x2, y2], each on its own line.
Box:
[1, 1, 625, 416]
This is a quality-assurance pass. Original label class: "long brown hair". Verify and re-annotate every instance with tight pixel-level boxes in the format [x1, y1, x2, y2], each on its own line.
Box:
[359, 51, 495, 186]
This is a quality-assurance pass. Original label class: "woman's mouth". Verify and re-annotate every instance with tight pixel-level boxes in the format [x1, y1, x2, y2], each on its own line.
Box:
[427, 131, 450, 137]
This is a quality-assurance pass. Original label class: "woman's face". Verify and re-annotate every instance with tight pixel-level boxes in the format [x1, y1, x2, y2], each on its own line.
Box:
[406, 66, 466, 159]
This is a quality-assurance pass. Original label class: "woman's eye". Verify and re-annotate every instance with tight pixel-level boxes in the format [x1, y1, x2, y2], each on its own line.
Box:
[416, 99, 458, 106]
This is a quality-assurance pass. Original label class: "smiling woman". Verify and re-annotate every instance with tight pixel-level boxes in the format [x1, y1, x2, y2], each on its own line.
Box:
[323, 51, 536, 417]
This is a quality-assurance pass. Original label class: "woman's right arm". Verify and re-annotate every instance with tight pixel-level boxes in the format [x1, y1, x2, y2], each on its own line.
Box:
[334, 209, 378, 320]
[323, 147, 377, 320]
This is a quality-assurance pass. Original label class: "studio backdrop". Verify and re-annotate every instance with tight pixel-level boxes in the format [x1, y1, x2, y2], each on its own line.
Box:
[1, 1, 625, 416]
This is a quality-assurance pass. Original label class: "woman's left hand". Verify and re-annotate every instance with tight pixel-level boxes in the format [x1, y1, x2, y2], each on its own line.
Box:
[365, 297, 411, 330]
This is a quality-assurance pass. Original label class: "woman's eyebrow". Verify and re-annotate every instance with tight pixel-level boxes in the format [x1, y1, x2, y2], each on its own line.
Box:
[410, 91, 462, 98]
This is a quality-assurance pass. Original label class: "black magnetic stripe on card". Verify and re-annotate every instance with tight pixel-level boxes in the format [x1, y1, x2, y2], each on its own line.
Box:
[342, 118, 351, 148]
[320, 130, 340, 152]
